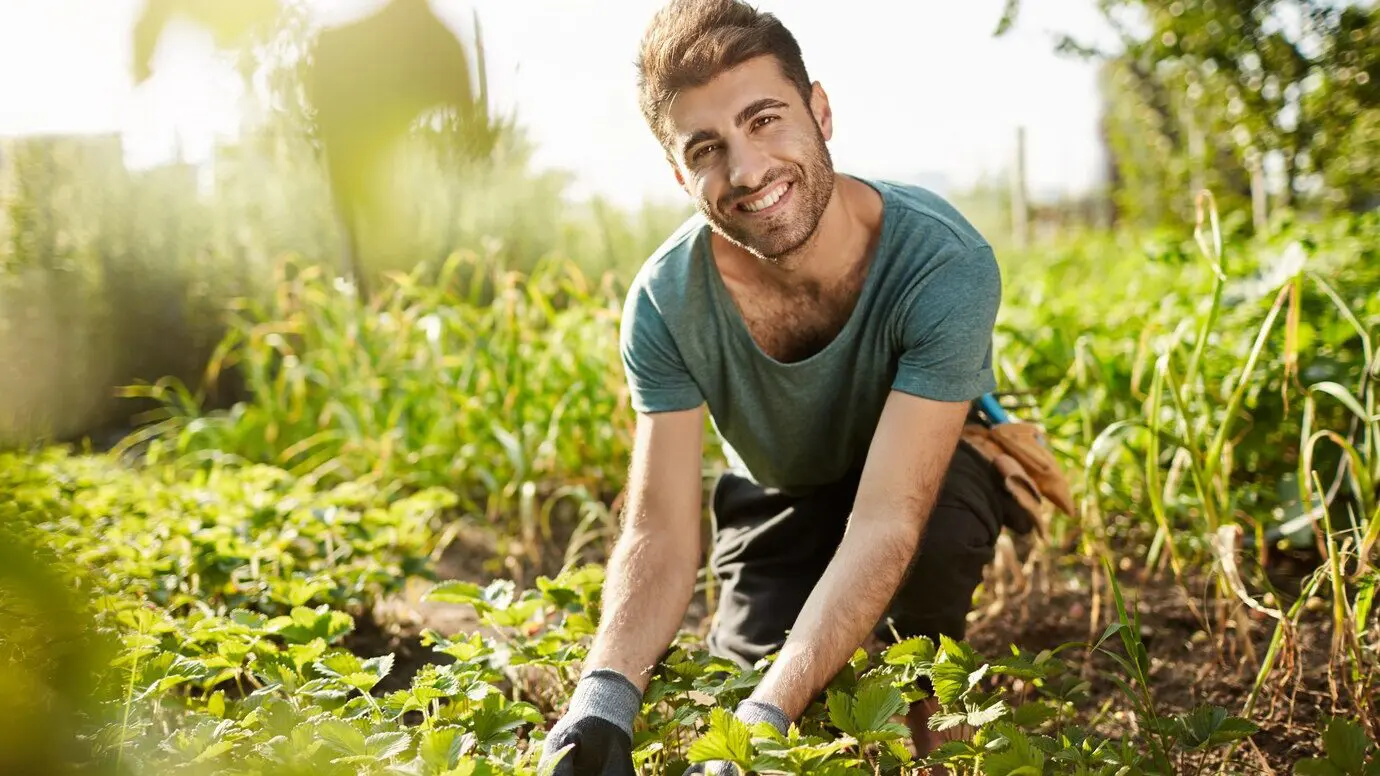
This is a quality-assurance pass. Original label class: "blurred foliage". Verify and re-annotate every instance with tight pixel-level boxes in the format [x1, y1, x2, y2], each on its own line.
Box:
[133, 0, 281, 83]
[0, 516, 121, 776]
[134, 0, 517, 301]
[1054, 0, 1379, 227]
[0, 2, 689, 447]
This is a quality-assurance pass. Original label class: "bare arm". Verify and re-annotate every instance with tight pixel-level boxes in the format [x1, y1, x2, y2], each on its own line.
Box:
[747, 392, 970, 719]
[582, 406, 705, 692]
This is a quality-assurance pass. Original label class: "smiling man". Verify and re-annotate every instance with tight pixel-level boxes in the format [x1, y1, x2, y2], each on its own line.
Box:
[538, 1, 1015, 774]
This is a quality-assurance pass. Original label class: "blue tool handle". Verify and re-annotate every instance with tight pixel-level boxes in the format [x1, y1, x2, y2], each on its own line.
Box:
[979, 393, 1011, 425]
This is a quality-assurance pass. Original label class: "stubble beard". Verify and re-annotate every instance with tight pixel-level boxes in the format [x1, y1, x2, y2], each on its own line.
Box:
[699, 124, 835, 270]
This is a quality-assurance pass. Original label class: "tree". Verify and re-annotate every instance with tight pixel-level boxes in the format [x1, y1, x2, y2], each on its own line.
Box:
[999, 0, 1379, 227]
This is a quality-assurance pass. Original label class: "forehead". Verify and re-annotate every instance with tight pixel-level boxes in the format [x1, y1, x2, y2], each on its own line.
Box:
[664, 55, 801, 138]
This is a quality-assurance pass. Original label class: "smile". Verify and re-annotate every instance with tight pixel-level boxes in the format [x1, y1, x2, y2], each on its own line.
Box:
[737, 182, 791, 214]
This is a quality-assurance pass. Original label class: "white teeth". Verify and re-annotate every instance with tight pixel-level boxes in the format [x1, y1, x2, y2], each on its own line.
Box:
[741, 183, 788, 212]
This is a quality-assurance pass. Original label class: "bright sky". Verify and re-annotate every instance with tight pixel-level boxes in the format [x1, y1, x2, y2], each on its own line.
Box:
[0, 0, 1118, 209]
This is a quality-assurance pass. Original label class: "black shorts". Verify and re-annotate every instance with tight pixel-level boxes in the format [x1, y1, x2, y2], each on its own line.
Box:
[704, 438, 1018, 671]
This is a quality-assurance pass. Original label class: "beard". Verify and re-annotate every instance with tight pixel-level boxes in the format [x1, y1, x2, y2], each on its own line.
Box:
[697, 122, 835, 267]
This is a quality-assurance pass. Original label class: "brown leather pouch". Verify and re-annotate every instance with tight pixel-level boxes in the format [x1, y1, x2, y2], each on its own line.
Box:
[960, 420, 1077, 537]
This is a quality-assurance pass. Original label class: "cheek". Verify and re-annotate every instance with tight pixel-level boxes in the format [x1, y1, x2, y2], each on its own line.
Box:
[690, 171, 722, 206]
[769, 128, 818, 162]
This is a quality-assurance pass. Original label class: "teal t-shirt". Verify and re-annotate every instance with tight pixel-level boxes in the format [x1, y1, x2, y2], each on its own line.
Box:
[618, 178, 1001, 495]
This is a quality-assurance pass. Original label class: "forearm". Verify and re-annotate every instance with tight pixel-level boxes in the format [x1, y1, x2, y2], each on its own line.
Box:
[583, 525, 699, 692]
[749, 515, 925, 719]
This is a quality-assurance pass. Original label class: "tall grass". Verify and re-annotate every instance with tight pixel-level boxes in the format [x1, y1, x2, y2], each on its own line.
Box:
[993, 202, 1379, 728]
[116, 251, 637, 554]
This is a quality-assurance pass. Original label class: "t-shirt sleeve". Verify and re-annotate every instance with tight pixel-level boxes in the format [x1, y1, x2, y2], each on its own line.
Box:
[619, 281, 705, 413]
[891, 243, 1001, 402]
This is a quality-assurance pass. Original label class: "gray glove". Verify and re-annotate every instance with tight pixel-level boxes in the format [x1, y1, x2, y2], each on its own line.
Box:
[687, 699, 791, 775]
[538, 669, 644, 775]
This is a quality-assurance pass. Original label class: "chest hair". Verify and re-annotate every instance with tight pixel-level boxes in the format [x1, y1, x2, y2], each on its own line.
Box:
[728, 262, 869, 364]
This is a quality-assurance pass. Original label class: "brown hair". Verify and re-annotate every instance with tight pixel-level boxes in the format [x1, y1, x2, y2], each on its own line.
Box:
[635, 0, 813, 153]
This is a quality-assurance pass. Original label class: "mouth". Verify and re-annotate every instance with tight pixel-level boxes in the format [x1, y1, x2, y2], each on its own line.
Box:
[734, 181, 792, 216]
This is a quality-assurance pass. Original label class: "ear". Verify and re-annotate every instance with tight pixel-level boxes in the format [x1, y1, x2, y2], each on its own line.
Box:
[809, 82, 833, 142]
[667, 151, 690, 195]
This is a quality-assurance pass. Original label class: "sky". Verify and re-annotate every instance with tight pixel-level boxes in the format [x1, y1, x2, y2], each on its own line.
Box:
[0, 0, 1120, 209]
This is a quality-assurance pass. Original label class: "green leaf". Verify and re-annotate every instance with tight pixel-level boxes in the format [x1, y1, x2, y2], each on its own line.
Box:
[930, 661, 970, 706]
[1208, 717, 1261, 746]
[1175, 705, 1232, 750]
[827, 690, 857, 735]
[366, 731, 411, 759]
[1093, 622, 1126, 652]
[937, 635, 982, 671]
[883, 636, 936, 665]
[926, 739, 980, 763]
[884, 738, 915, 765]
[1309, 382, 1376, 426]
[929, 712, 970, 732]
[967, 664, 991, 691]
[1295, 758, 1347, 776]
[317, 718, 368, 757]
[993, 0, 1021, 36]
[424, 580, 486, 606]
[1323, 717, 1372, 775]
[1354, 571, 1378, 631]
[206, 690, 225, 719]
[967, 699, 1010, 728]
[687, 707, 753, 767]
[991, 654, 1045, 680]
[982, 723, 1047, 776]
[851, 676, 907, 733]
[1010, 701, 1056, 729]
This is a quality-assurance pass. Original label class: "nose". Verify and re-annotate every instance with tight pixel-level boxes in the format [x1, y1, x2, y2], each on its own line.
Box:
[726, 136, 771, 194]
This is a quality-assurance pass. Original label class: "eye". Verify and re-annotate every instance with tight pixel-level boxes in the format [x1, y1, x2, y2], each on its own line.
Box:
[691, 143, 718, 162]
[753, 115, 779, 129]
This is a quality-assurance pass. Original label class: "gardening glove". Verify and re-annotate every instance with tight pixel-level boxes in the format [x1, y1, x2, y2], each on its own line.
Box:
[538, 669, 642, 776]
[685, 699, 791, 775]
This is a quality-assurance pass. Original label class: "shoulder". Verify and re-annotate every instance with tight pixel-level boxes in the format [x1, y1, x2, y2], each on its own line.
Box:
[619, 210, 709, 351]
[865, 177, 993, 254]
[622, 211, 708, 315]
[860, 179, 1001, 338]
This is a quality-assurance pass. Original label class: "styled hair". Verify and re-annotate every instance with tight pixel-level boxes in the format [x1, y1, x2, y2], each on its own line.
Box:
[635, 0, 813, 153]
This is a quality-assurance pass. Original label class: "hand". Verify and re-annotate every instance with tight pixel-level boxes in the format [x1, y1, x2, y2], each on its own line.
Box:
[538, 669, 643, 776]
[685, 699, 790, 776]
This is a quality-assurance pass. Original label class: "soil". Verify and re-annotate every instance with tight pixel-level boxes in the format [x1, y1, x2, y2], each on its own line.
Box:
[347, 517, 1370, 773]
[963, 550, 1349, 773]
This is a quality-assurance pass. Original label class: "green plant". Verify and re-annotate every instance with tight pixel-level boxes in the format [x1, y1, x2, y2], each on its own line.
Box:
[1294, 717, 1380, 776]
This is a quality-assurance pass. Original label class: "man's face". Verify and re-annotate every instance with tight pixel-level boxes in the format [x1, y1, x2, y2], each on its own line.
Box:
[665, 55, 835, 265]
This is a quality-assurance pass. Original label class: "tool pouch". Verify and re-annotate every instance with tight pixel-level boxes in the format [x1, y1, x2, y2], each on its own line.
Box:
[960, 419, 1077, 538]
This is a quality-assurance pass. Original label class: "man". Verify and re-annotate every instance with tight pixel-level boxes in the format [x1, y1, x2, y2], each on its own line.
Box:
[539, 1, 1024, 773]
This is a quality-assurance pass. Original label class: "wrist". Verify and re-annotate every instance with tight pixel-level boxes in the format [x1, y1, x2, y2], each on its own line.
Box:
[735, 698, 791, 735]
[564, 668, 644, 738]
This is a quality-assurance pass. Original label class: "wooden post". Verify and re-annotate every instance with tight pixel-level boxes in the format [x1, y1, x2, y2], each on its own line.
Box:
[1010, 125, 1029, 250]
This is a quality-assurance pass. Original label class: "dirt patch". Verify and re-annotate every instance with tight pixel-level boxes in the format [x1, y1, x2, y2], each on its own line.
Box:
[963, 552, 1349, 772]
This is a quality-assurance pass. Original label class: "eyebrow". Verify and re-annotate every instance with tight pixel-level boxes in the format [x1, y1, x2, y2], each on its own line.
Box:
[680, 97, 792, 160]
